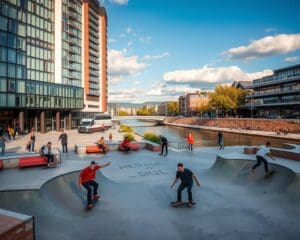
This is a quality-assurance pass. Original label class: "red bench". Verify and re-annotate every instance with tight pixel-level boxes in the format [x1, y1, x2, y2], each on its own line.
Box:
[0, 160, 3, 169]
[86, 145, 110, 154]
[119, 143, 140, 152]
[19, 156, 48, 167]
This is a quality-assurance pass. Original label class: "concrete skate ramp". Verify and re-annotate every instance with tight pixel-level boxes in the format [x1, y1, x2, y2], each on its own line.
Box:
[1, 159, 300, 240]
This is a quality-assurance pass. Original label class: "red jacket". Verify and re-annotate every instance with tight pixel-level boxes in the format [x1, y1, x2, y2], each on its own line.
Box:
[122, 139, 130, 148]
[80, 165, 101, 183]
[186, 134, 194, 145]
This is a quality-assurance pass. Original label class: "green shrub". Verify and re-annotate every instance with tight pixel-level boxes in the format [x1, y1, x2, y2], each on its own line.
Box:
[119, 124, 133, 133]
[123, 133, 135, 141]
[144, 132, 160, 144]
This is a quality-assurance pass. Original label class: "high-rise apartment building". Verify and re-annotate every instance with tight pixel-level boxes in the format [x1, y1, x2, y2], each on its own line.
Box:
[0, 0, 107, 133]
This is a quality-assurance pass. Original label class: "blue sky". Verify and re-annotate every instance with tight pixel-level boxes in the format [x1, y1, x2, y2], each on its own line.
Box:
[105, 0, 300, 103]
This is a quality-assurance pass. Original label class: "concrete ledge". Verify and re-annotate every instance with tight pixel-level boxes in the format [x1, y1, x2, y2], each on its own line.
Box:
[243, 144, 300, 161]
[244, 146, 258, 154]
[0, 208, 34, 240]
[75, 141, 160, 154]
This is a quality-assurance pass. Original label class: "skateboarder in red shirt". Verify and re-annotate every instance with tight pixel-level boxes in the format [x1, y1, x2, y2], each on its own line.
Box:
[79, 161, 111, 209]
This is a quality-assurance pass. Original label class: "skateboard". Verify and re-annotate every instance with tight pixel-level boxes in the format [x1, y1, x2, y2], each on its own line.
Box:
[43, 164, 57, 169]
[170, 202, 196, 208]
[86, 196, 101, 210]
[265, 169, 275, 178]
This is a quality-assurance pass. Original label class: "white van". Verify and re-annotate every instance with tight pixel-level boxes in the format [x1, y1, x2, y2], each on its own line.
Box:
[78, 114, 113, 133]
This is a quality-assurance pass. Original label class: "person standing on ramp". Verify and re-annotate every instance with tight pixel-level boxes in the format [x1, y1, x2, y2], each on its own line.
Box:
[170, 163, 200, 207]
[79, 161, 111, 209]
[159, 135, 168, 156]
[252, 141, 276, 175]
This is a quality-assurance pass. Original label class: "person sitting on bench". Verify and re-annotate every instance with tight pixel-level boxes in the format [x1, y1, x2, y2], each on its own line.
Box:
[40, 142, 54, 166]
[97, 137, 107, 154]
[121, 137, 131, 152]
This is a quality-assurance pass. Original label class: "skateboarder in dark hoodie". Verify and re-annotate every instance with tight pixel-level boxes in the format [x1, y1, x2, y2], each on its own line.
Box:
[170, 163, 200, 207]
[79, 161, 111, 209]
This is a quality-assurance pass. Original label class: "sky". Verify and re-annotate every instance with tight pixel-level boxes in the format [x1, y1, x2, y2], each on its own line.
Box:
[104, 0, 300, 103]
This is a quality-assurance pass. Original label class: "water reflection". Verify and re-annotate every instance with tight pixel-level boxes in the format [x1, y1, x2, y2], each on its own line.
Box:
[120, 119, 300, 148]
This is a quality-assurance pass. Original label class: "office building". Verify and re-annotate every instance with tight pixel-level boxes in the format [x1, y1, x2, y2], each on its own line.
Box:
[178, 91, 209, 117]
[0, 0, 107, 133]
[246, 64, 300, 119]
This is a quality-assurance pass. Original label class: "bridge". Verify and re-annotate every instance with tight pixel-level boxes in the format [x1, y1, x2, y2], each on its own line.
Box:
[112, 115, 166, 121]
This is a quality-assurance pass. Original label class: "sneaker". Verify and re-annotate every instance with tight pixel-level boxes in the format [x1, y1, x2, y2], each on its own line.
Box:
[172, 201, 182, 206]
[188, 202, 193, 208]
[87, 204, 93, 210]
[93, 195, 101, 200]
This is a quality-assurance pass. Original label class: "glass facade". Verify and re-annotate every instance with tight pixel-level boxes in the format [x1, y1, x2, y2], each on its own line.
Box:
[62, 0, 82, 87]
[88, 5, 100, 96]
[246, 65, 300, 118]
[0, 0, 83, 110]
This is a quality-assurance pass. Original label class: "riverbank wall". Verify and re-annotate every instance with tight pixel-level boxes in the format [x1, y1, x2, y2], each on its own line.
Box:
[163, 117, 300, 134]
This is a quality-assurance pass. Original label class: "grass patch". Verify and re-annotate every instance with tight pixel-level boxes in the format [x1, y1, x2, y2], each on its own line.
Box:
[144, 132, 160, 144]
[119, 124, 133, 133]
[123, 133, 135, 141]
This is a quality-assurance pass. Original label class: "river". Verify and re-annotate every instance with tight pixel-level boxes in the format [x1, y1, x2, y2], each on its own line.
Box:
[120, 119, 300, 148]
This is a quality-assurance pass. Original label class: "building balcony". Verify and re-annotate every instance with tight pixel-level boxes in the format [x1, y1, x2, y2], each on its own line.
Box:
[247, 75, 300, 89]
[247, 87, 300, 98]
[246, 100, 300, 107]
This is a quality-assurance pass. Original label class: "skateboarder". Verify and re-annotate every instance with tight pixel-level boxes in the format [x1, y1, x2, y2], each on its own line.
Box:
[170, 163, 200, 207]
[79, 161, 111, 209]
[252, 142, 276, 174]
[40, 142, 55, 167]
[159, 135, 168, 156]
[217, 131, 224, 150]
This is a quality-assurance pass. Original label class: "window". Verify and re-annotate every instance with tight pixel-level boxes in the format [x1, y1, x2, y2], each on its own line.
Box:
[16, 80, 25, 93]
[0, 46, 7, 61]
[16, 65, 25, 79]
[0, 62, 7, 77]
[8, 34, 17, 48]
[8, 64, 16, 78]
[0, 94, 6, 106]
[16, 37, 26, 50]
[0, 78, 7, 92]
[8, 48, 16, 63]
[7, 94, 15, 107]
[0, 31, 7, 46]
[8, 79, 16, 92]
[8, 19, 17, 34]
[0, 16, 7, 31]
[16, 51, 25, 65]
[17, 23, 26, 37]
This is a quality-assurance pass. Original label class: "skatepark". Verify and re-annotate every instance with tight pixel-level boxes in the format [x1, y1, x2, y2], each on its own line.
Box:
[1, 146, 300, 240]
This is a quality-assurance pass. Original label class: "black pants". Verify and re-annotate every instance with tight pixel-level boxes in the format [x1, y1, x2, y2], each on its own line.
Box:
[177, 182, 193, 202]
[98, 144, 106, 153]
[83, 180, 98, 205]
[188, 144, 193, 152]
[161, 143, 168, 155]
[252, 156, 269, 173]
[44, 154, 54, 164]
[62, 144, 68, 153]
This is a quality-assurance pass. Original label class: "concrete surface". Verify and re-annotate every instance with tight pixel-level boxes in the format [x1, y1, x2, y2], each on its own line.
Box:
[0, 147, 300, 240]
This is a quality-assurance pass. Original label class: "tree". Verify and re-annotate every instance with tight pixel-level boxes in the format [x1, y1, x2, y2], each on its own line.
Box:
[118, 110, 130, 116]
[208, 85, 247, 116]
[196, 100, 210, 117]
[167, 101, 179, 116]
[136, 105, 157, 116]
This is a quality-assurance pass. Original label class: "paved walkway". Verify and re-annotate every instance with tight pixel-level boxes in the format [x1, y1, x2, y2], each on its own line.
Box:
[3, 128, 132, 154]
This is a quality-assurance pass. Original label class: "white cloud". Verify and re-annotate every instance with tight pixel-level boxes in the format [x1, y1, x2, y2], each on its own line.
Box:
[109, 38, 117, 43]
[163, 65, 273, 84]
[283, 56, 299, 62]
[143, 52, 170, 61]
[126, 27, 132, 33]
[109, 0, 128, 5]
[224, 34, 300, 61]
[108, 49, 147, 84]
[108, 88, 143, 102]
[265, 28, 276, 33]
[139, 36, 152, 43]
